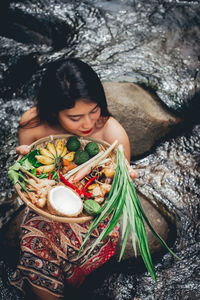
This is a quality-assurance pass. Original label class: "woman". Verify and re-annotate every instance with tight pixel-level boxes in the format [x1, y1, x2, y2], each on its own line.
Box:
[11, 58, 137, 300]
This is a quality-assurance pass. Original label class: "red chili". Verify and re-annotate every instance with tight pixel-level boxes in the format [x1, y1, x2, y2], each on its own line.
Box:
[82, 176, 98, 198]
[58, 171, 83, 197]
[36, 170, 40, 175]
[48, 172, 52, 180]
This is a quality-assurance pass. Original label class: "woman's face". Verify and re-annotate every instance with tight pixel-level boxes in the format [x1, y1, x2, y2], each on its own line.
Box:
[58, 100, 101, 136]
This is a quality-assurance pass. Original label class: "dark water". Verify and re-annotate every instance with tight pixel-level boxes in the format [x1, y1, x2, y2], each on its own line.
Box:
[0, 0, 200, 299]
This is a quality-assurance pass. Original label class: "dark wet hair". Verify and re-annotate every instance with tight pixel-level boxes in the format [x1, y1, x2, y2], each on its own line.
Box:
[30, 58, 111, 126]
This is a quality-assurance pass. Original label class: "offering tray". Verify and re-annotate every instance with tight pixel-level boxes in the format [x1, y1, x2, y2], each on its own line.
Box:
[14, 134, 117, 223]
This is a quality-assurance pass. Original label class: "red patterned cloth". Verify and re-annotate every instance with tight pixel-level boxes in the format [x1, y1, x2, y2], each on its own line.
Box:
[10, 208, 119, 297]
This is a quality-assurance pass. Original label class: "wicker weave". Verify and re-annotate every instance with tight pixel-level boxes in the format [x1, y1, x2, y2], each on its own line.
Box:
[15, 134, 117, 223]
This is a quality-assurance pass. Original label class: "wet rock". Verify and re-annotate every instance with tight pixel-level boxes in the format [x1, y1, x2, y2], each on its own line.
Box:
[115, 194, 170, 261]
[1, 1, 81, 50]
[0, 205, 25, 253]
[103, 82, 181, 157]
[0, 36, 48, 97]
[132, 124, 200, 225]
[78, 0, 200, 114]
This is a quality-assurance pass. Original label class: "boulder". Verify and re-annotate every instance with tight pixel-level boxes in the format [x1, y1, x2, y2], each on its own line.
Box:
[114, 193, 170, 261]
[103, 82, 181, 157]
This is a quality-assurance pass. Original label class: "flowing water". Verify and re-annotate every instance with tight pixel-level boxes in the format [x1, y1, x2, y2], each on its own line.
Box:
[0, 0, 200, 299]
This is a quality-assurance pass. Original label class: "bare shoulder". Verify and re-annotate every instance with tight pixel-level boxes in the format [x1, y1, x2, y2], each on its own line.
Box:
[18, 107, 43, 145]
[102, 117, 131, 161]
[19, 106, 37, 125]
[18, 107, 66, 146]
[103, 117, 128, 143]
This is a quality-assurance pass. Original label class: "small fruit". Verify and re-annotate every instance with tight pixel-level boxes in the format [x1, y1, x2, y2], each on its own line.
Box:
[85, 142, 99, 157]
[60, 146, 68, 157]
[56, 140, 64, 156]
[103, 168, 115, 178]
[83, 199, 101, 216]
[36, 164, 55, 173]
[63, 152, 75, 162]
[74, 150, 89, 165]
[35, 155, 54, 165]
[40, 148, 55, 159]
[66, 136, 81, 152]
[47, 142, 57, 157]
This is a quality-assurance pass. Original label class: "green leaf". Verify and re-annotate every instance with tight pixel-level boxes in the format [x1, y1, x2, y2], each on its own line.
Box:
[21, 158, 34, 171]
[52, 171, 59, 180]
[122, 203, 128, 239]
[31, 168, 37, 176]
[27, 149, 41, 167]
[119, 222, 130, 261]
[8, 170, 19, 184]
[79, 144, 179, 282]
[9, 162, 21, 171]
[126, 188, 137, 256]
[19, 181, 29, 193]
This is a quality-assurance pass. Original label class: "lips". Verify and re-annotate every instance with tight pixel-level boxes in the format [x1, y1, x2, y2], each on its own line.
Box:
[80, 128, 93, 134]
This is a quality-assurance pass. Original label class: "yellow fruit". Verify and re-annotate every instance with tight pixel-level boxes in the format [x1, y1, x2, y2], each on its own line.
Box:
[35, 155, 54, 165]
[60, 146, 68, 157]
[63, 152, 75, 162]
[47, 142, 57, 157]
[56, 140, 64, 156]
[36, 140, 69, 173]
[37, 164, 55, 173]
[40, 148, 55, 158]
[103, 168, 115, 178]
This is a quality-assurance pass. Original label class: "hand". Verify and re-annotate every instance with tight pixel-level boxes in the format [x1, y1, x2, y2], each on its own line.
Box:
[128, 167, 138, 181]
[16, 145, 31, 155]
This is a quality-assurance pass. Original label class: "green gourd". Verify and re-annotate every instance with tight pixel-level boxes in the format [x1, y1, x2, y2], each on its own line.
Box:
[83, 199, 101, 216]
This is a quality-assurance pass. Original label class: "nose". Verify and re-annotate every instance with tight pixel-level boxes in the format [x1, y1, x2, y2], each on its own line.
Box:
[82, 115, 93, 129]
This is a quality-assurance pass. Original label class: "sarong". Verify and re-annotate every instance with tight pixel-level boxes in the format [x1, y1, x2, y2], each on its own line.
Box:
[10, 208, 119, 297]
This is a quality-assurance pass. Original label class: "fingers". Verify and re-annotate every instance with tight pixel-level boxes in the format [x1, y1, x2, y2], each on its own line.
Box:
[129, 168, 139, 181]
[16, 145, 31, 155]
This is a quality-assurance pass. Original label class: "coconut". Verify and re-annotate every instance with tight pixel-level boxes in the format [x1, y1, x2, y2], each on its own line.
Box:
[47, 186, 83, 217]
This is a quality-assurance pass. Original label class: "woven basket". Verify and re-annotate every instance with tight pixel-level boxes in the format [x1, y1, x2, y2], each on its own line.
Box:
[15, 134, 117, 224]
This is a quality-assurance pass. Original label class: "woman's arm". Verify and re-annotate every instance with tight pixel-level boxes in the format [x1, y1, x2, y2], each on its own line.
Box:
[103, 117, 138, 180]
[103, 117, 131, 162]
[16, 108, 38, 154]
[16, 127, 36, 155]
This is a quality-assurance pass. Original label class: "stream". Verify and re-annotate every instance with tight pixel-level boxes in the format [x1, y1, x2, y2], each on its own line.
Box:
[0, 0, 200, 299]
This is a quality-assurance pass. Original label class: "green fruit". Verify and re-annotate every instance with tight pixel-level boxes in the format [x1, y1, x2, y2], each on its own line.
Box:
[66, 136, 81, 152]
[74, 150, 89, 165]
[83, 199, 101, 216]
[85, 142, 99, 157]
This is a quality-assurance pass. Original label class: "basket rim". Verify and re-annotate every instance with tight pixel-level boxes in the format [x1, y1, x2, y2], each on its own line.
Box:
[15, 134, 116, 224]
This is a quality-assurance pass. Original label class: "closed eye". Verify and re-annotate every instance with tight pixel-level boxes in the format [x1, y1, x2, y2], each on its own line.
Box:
[69, 116, 81, 122]
[90, 106, 99, 114]
[67, 105, 99, 121]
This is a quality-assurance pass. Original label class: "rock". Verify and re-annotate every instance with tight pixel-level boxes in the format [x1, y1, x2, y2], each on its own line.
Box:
[103, 82, 181, 157]
[0, 207, 25, 253]
[114, 193, 170, 261]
